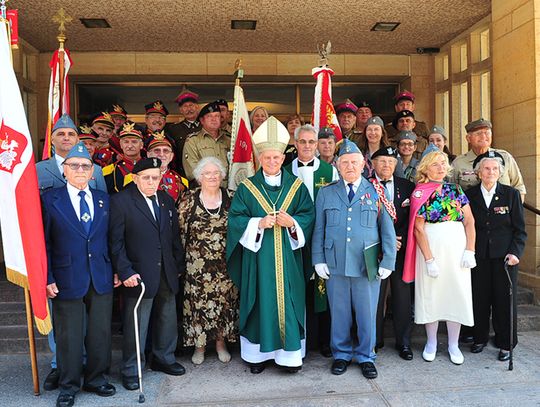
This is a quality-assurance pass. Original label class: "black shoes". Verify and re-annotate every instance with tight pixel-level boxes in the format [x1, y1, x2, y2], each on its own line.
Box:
[82, 383, 116, 397]
[249, 362, 265, 374]
[375, 341, 384, 352]
[471, 342, 487, 353]
[331, 359, 350, 375]
[44, 368, 60, 391]
[397, 345, 414, 361]
[320, 344, 333, 358]
[284, 366, 302, 373]
[150, 360, 186, 376]
[56, 394, 75, 407]
[360, 362, 378, 379]
[498, 350, 510, 361]
[122, 376, 139, 391]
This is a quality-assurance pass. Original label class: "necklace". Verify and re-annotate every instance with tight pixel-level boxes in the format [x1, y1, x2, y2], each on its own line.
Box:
[259, 182, 285, 215]
[199, 189, 222, 217]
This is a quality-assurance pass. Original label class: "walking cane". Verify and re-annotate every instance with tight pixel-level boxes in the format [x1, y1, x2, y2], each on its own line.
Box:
[134, 278, 146, 402]
[503, 260, 514, 371]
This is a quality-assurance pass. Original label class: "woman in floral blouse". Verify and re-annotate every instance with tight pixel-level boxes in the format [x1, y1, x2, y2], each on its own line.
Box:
[402, 150, 476, 365]
[178, 157, 238, 365]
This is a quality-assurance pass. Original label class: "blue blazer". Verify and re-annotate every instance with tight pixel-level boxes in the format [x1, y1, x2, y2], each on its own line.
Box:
[36, 158, 107, 194]
[41, 185, 113, 300]
[312, 177, 396, 277]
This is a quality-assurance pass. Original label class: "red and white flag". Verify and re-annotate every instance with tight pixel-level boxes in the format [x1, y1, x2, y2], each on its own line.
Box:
[311, 66, 343, 141]
[228, 85, 256, 190]
[42, 47, 72, 159]
[0, 22, 51, 334]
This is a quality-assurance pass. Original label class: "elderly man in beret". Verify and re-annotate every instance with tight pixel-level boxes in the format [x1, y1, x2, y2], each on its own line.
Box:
[311, 140, 396, 380]
[42, 142, 119, 407]
[182, 101, 231, 184]
[451, 118, 526, 200]
[109, 157, 186, 390]
[167, 88, 202, 175]
[335, 100, 358, 139]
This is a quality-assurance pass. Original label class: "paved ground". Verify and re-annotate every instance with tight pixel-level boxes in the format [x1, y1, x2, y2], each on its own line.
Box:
[1, 332, 539, 407]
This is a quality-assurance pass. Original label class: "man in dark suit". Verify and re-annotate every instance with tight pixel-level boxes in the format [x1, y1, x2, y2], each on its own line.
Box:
[109, 157, 186, 391]
[371, 147, 416, 360]
[465, 151, 527, 361]
[42, 143, 118, 407]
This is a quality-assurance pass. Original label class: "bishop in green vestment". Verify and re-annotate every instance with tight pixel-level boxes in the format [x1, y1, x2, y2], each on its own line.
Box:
[226, 117, 315, 373]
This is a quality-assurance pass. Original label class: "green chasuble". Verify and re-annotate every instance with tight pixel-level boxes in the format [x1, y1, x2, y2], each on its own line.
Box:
[226, 169, 315, 353]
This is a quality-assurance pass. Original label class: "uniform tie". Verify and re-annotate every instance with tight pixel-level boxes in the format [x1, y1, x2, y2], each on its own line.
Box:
[148, 195, 160, 224]
[347, 183, 355, 202]
[78, 190, 92, 235]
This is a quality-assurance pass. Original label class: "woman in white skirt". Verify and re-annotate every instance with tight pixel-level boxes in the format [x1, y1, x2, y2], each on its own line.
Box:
[402, 150, 476, 365]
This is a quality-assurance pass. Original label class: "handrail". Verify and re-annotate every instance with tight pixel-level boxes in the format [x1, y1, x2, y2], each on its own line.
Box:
[524, 202, 540, 216]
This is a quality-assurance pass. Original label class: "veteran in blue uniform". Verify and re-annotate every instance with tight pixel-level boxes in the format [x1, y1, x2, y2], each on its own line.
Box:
[37, 114, 107, 194]
[42, 143, 117, 407]
[311, 140, 396, 380]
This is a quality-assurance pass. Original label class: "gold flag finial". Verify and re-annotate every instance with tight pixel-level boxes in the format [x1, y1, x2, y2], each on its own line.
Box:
[234, 58, 244, 84]
[52, 8, 72, 49]
[317, 41, 332, 67]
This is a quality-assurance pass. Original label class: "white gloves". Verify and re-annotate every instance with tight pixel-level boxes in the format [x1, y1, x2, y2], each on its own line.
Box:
[377, 267, 392, 280]
[505, 254, 520, 266]
[461, 250, 477, 269]
[314, 263, 330, 280]
[425, 258, 440, 278]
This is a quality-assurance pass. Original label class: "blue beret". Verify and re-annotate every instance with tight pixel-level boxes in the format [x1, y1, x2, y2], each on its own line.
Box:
[53, 114, 78, 133]
[63, 142, 92, 162]
[421, 143, 441, 159]
[338, 139, 361, 156]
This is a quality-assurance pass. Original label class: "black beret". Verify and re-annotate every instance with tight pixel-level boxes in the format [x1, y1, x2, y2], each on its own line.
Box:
[318, 127, 336, 139]
[213, 99, 228, 108]
[371, 146, 398, 160]
[473, 150, 505, 170]
[132, 157, 162, 174]
[392, 110, 415, 129]
[198, 102, 221, 119]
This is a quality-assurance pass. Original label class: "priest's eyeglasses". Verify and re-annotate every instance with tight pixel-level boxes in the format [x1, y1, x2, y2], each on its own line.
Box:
[64, 163, 93, 171]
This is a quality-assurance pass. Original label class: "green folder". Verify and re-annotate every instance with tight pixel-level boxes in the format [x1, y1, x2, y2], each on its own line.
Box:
[363, 242, 380, 281]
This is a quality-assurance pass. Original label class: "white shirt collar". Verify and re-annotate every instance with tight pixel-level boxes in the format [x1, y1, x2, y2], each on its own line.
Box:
[66, 182, 91, 198]
[343, 177, 362, 190]
[375, 174, 393, 183]
[263, 171, 282, 187]
[481, 183, 496, 196]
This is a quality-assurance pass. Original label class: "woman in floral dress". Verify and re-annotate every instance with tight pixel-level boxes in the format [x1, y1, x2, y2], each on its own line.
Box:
[403, 151, 476, 365]
[178, 157, 238, 365]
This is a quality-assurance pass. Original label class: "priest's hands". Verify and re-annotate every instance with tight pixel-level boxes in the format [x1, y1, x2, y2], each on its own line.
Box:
[276, 210, 295, 228]
[314, 263, 330, 280]
[259, 214, 277, 229]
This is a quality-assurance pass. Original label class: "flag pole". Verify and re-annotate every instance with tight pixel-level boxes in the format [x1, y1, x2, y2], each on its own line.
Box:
[229, 59, 243, 168]
[52, 8, 71, 116]
[1, 0, 40, 395]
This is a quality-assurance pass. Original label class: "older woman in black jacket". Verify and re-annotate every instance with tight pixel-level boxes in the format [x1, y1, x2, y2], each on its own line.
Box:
[465, 151, 527, 362]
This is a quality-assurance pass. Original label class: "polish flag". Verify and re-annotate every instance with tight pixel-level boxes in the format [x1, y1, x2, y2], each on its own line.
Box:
[311, 66, 343, 141]
[228, 85, 256, 190]
[0, 22, 51, 334]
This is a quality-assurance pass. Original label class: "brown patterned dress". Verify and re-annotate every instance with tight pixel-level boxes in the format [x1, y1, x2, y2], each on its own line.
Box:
[178, 187, 238, 347]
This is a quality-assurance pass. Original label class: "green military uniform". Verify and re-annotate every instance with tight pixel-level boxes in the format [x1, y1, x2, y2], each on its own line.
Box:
[226, 169, 315, 353]
[348, 129, 364, 148]
[182, 128, 231, 182]
[385, 120, 429, 159]
[450, 148, 526, 196]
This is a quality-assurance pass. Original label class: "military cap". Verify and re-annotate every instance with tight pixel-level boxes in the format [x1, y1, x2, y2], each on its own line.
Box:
[147, 130, 172, 150]
[371, 146, 398, 160]
[91, 112, 115, 129]
[119, 122, 143, 140]
[109, 104, 128, 118]
[174, 88, 199, 106]
[421, 142, 441, 159]
[365, 116, 384, 128]
[398, 130, 417, 142]
[430, 125, 446, 138]
[198, 102, 221, 120]
[63, 142, 92, 163]
[465, 118, 492, 133]
[132, 157, 162, 174]
[335, 99, 358, 115]
[252, 116, 289, 153]
[53, 114, 78, 133]
[357, 100, 372, 109]
[338, 139, 361, 156]
[392, 110, 415, 129]
[78, 124, 97, 141]
[145, 100, 169, 116]
[394, 90, 415, 104]
[214, 99, 229, 109]
[473, 150, 505, 170]
[318, 126, 336, 140]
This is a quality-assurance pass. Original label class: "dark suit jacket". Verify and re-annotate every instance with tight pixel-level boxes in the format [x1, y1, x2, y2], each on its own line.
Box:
[36, 157, 107, 194]
[466, 183, 527, 259]
[391, 176, 415, 269]
[41, 185, 113, 300]
[109, 183, 184, 298]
